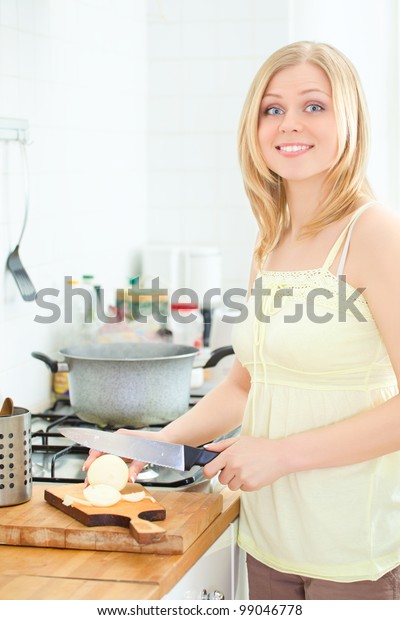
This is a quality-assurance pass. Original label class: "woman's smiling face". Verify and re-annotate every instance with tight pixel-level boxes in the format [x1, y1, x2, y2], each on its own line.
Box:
[258, 62, 338, 185]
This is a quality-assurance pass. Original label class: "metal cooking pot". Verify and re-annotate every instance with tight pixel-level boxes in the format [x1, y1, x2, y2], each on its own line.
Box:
[32, 343, 234, 428]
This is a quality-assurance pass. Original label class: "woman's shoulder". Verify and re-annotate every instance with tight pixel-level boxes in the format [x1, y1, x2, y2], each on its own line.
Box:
[351, 202, 400, 274]
[353, 202, 400, 242]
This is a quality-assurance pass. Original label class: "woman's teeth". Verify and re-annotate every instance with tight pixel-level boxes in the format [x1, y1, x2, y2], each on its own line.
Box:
[278, 145, 312, 152]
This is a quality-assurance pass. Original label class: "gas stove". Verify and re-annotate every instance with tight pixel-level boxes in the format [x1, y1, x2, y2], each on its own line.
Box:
[31, 395, 227, 490]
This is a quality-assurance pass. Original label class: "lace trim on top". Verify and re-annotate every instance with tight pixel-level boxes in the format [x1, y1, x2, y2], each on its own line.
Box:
[255, 269, 373, 324]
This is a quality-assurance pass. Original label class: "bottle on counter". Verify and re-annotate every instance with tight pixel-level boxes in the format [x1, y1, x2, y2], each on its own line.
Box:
[129, 276, 140, 289]
[61, 275, 99, 345]
[170, 303, 204, 349]
[80, 274, 103, 342]
[51, 370, 69, 403]
[61, 278, 84, 346]
[80, 274, 96, 323]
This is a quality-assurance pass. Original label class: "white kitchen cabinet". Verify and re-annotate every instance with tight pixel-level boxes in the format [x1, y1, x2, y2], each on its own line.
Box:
[163, 518, 247, 600]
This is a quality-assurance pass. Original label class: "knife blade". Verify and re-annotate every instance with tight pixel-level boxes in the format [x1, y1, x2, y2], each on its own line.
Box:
[60, 427, 220, 472]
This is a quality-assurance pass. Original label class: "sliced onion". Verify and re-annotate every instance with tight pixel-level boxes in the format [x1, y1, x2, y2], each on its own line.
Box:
[83, 484, 121, 507]
[87, 454, 129, 491]
[63, 494, 92, 507]
[121, 491, 147, 503]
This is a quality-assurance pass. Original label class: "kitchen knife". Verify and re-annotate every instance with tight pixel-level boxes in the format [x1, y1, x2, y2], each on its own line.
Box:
[60, 427, 220, 472]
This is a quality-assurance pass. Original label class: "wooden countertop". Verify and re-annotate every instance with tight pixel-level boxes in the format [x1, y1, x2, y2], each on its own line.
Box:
[0, 487, 240, 600]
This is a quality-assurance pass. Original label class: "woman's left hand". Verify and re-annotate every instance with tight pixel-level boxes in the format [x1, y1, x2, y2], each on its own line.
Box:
[202, 435, 289, 491]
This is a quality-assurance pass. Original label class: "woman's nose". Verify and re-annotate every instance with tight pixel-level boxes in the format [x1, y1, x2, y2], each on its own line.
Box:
[279, 111, 303, 133]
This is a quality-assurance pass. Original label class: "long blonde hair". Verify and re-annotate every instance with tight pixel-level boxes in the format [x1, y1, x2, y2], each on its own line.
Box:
[238, 41, 376, 267]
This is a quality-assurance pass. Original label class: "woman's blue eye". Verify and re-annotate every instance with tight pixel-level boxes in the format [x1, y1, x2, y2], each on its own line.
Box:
[306, 104, 323, 112]
[266, 107, 283, 115]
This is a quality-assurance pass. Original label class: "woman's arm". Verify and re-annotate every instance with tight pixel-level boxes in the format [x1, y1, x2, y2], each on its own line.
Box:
[287, 206, 400, 470]
[204, 206, 400, 490]
[203, 392, 400, 491]
[283, 393, 400, 473]
[161, 358, 250, 447]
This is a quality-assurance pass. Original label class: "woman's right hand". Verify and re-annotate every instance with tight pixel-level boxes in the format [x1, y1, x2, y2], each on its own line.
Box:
[82, 427, 170, 483]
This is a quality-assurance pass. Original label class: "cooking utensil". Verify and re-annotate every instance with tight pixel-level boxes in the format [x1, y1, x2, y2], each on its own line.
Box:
[6, 142, 36, 301]
[61, 427, 219, 471]
[0, 406, 32, 506]
[0, 397, 14, 417]
[32, 343, 234, 427]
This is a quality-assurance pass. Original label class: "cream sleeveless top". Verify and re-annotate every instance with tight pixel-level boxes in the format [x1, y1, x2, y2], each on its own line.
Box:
[232, 202, 400, 582]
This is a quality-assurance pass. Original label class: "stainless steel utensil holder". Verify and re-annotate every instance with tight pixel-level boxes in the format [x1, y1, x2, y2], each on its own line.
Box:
[0, 407, 32, 506]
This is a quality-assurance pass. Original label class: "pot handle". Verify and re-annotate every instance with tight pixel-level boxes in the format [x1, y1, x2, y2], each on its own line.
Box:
[202, 345, 234, 369]
[31, 351, 69, 373]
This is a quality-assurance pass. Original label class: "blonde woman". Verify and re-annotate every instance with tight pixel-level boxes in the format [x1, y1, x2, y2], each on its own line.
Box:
[85, 42, 400, 600]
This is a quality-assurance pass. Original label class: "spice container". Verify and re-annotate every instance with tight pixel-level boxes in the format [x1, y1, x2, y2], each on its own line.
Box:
[51, 371, 69, 402]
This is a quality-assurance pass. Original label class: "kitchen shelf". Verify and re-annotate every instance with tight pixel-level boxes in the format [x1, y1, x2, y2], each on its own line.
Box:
[0, 117, 29, 142]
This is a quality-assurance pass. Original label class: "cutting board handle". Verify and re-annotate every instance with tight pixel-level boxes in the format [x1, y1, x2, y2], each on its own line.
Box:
[129, 517, 166, 544]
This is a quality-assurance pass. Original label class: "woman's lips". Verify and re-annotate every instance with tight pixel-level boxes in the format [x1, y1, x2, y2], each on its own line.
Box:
[275, 144, 314, 157]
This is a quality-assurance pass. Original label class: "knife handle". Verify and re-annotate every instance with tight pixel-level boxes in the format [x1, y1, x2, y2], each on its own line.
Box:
[184, 446, 220, 470]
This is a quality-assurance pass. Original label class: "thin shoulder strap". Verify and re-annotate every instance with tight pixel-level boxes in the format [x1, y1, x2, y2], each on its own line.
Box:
[322, 201, 378, 273]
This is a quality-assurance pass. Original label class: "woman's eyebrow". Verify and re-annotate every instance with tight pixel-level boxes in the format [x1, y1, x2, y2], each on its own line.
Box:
[262, 88, 331, 99]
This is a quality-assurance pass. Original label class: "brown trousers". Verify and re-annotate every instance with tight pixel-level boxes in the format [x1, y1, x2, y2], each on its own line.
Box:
[247, 554, 400, 600]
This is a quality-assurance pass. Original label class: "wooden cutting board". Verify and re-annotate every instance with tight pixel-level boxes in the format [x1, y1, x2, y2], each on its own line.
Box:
[0, 484, 223, 555]
[45, 484, 167, 545]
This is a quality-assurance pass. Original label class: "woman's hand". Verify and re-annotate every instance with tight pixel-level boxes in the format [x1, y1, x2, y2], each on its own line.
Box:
[82, 428, 169, 482]
[202, 435, 289, 491]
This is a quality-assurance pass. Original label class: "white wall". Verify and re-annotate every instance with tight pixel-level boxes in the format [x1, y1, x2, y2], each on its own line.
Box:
[146, 0, 290, 291]
[0, 0, 148, 410]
